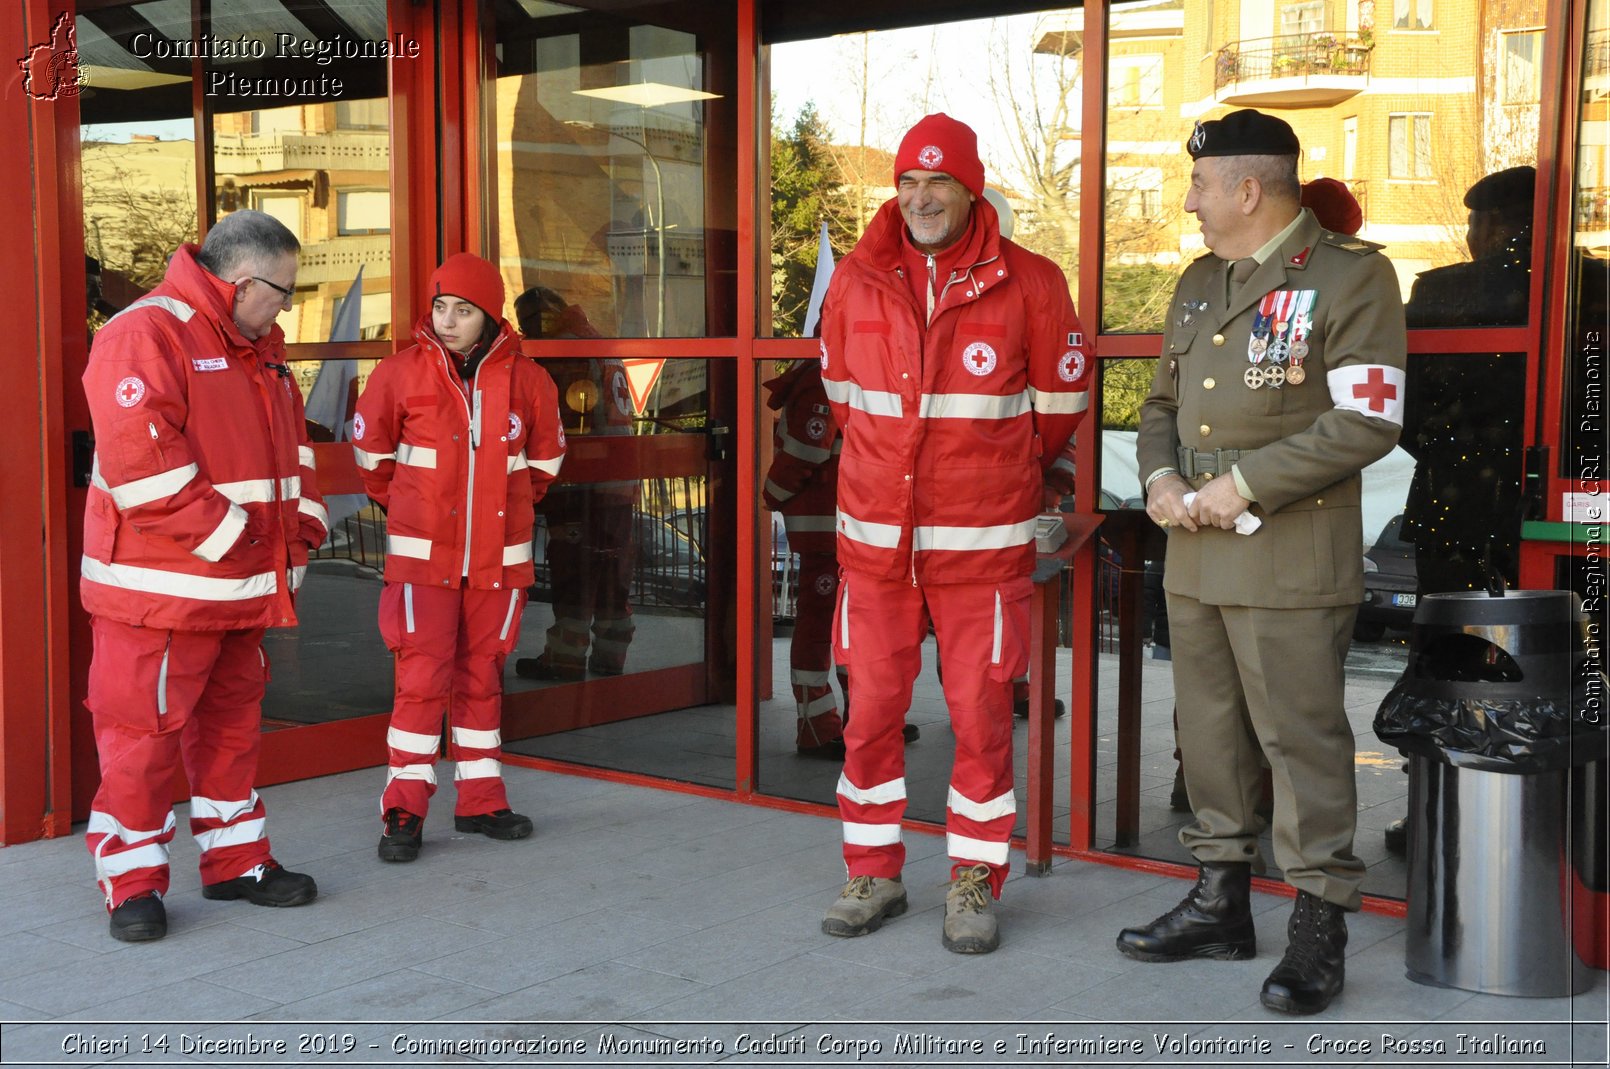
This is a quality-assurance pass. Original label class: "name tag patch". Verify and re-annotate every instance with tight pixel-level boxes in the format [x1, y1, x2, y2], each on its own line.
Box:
[192, 357, 228, 372]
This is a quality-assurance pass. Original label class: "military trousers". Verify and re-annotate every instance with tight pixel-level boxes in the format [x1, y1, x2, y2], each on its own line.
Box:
[1166, 593, 1365, 910]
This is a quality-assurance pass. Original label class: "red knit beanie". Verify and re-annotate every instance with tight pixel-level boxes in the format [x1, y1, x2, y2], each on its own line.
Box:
[1301, 177, 1363, 236]
[428, 253, 504, 319]
[894, 113, 985, 197]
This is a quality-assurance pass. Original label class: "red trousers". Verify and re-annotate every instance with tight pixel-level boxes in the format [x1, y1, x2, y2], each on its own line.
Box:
[832, 569, 1030, 897]
[791, 550, 846, 746]
[84, 618, 273, 909]
[380, 582, 525, 819]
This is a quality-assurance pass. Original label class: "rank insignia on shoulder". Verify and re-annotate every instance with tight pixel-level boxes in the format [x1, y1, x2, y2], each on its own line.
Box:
[1322, 232, 1384, 254]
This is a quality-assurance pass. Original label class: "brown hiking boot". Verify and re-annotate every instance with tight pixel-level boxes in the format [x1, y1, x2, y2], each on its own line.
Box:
[942, 863, 1000, 954]
[821, 875, 907, 937]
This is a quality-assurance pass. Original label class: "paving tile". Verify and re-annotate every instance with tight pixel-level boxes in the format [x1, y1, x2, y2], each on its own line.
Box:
[456, 961, 708, 1021]
[59, 977, 280, 1022]
[0, 930, 104, 980]
[616, 902, 831, 985]
[628, 950, 910, 1021]
[250, 967, 497, 1021]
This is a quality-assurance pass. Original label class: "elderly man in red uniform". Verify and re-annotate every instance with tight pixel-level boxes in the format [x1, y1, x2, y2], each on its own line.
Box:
[818, 114, 1092, 953]
[354, 254, 565, 862]
[81, 210, 328, 942]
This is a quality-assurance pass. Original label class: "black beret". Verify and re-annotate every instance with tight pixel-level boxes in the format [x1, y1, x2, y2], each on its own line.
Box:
[1464, 165, 1536, 215]
[1187, 109, 1300, 159]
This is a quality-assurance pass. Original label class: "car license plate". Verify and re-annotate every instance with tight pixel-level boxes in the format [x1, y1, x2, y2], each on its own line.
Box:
[1391, 593, 1418, 608]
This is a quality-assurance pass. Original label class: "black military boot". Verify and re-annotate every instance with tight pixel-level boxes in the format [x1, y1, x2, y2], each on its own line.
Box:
[1260, 891, 1348, 1014]
[1116, 862, 1256, 962]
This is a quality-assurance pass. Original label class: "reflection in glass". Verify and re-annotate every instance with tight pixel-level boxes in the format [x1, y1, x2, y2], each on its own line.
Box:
[1102, 0, 1543, 332]
[1566, 1, 1610, 476]
[490, 1, 734, 338]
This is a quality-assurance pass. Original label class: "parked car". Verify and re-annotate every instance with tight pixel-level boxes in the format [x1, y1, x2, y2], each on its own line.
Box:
[1356, 513, 1417, 641]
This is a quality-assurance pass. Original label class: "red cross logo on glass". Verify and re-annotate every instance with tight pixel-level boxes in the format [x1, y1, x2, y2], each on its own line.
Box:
[1351, 367, 1398, 412]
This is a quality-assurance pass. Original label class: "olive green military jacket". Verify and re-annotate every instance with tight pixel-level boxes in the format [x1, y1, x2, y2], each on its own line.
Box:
[1136, 208, 1406, 609]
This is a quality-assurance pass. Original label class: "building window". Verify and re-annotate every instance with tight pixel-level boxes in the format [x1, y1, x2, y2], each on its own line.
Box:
[1108, 55, 1164, 109]
[1280, 1, 1326, 38]
[1388, 113, 1432, 179]
[1107, 167, 1164, 219]
[1393, 0, 1433, 30]
[335, 98, 389, 130]
[1501, 30, 1543, 106]
[337, 190, 390, 235]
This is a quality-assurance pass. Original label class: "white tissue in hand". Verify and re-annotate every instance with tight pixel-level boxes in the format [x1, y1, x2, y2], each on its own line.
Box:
[1181, 492, 1261, 535]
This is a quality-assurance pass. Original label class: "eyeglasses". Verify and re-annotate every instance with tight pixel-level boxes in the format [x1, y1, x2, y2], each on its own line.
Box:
[252, 276, 295, 306]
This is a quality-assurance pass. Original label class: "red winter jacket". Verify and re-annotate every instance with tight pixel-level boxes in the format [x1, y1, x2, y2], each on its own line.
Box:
[763, 360, 839, 556]
[80, 245, 327, 631]
[820, 197, 1092, 584]
[353, 315, 565, 591]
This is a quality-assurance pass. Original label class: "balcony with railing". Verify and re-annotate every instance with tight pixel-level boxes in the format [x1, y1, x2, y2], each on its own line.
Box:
[1207, 32, 1374, 109]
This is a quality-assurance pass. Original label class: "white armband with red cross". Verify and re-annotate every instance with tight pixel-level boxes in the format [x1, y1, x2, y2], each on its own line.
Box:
[1327, 364, 1405, 426]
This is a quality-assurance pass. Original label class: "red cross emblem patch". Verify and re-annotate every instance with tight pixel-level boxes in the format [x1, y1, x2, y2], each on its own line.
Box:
[962, 341, 997, 376]
[917, 145, 943, 169]
[115, 376, 146, 408]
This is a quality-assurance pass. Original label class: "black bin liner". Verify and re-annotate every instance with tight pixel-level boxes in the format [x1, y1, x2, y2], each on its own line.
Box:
[1374, 590, 1607, 773]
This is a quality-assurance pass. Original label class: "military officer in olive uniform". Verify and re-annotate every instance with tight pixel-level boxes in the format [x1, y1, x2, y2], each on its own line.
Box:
[1117, 110, 1407, 1016]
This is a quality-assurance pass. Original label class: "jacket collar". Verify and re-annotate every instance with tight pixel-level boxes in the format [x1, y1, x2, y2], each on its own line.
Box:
[161, 244, 283, 356]
[857, 194, 1003, 275]
[1219, 207, 1322, 326]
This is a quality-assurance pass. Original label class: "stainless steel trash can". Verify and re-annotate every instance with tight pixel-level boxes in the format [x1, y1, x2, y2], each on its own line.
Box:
[1405, 755, 1594, 996]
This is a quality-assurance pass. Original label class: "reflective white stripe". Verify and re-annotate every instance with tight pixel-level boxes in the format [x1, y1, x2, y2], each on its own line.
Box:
[502, 542, 533, 565]
[1328, 364, 1406, 426]
[156, 639, 170, 716]
[81, 554, 278, 601]
[288, 564, 306, 592]
[913, 518, 1037, 553]
[843, 821, 903, 846]
[836, 772, 907, 806]
[190, 791, 260, 824]
[387, 727, 440, 754]
[452, 726, 502, 749]
[193, 503, 248, 563]
[498, 588, 520, 642]
[299, 496, 329, 529]
[298, 445, 315, 468]
[781, 435, 834, 463]
[838, 583, 850, 650]
[88, 809, 175, 844]
[106, 294, 196, 326]
[947, 786, 1017, 823]
[529, 452, 564, 476]
[1051, 456, 1076, 475]
[98, 841, 170, 877]
[386, 762, 438, 786]
[764, 478, 795, 503]
[992, 590, 1004, 664]
[454, 758, 501, 781]
[822, 377, 904, 417]
[93, 458, 199, 510]
[281, 475, 301, 499]
[388, 534, 432, 560]
[791, 668, 832, 687]
[1027, 387, 1091, 415]
[396, 442, 438, 468]
[506, 451, 528, 474]
[403, 582, 415, 633]
[784, 515, 836, 533]
[838, 513, 902, 549]
[918, 392, 1030, 420]
[194, 816, 266, 854]
[801, 691, 838, 716]
[213, 478, 277, 504]
[353, 446, 394, 471]
[947, 832, 1011, 865]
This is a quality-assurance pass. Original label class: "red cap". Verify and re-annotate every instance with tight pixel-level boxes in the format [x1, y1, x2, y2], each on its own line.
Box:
[428, 253, 504, 319]
[894, 113, 985, 197]
[1301, 178, 1363, 236]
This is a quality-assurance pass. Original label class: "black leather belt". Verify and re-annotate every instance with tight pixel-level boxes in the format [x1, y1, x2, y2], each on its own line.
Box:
[1176, 447, 1246, 478]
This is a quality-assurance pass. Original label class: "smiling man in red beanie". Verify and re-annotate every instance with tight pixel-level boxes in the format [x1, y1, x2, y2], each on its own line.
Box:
[353, 253, 566, 862]
[817, 113, 1092, 953]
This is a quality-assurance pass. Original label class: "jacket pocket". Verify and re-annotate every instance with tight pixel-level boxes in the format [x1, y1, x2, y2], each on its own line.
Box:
[831, 573, 851, 668]
[985, 578, 1033, 683]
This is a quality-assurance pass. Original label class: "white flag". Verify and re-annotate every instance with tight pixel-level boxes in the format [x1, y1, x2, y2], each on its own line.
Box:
[802, 221, 835, 338]
[304, 267, 367, 536]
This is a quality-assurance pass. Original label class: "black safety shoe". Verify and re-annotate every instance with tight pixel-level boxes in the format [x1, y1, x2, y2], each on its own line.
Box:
[202, 860, 317, 907]
[513, 656, 584, 681]
[1260, 891, 1348, 1014]
[903, 723, 921, 743]
[1384, 817, 1407, 854]
[454, 809, 534, 840]
[1116, 862, 1256, 962]
[109, 891, 167, 943]
[379, 808, 423, 863]
[1013, 698, 1067, 719]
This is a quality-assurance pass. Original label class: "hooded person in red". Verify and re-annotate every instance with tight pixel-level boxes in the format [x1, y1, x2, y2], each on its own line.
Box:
[80, 210, 327, 943]
[817, 114, 1092, 954]
[353, 253, 565, 862]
